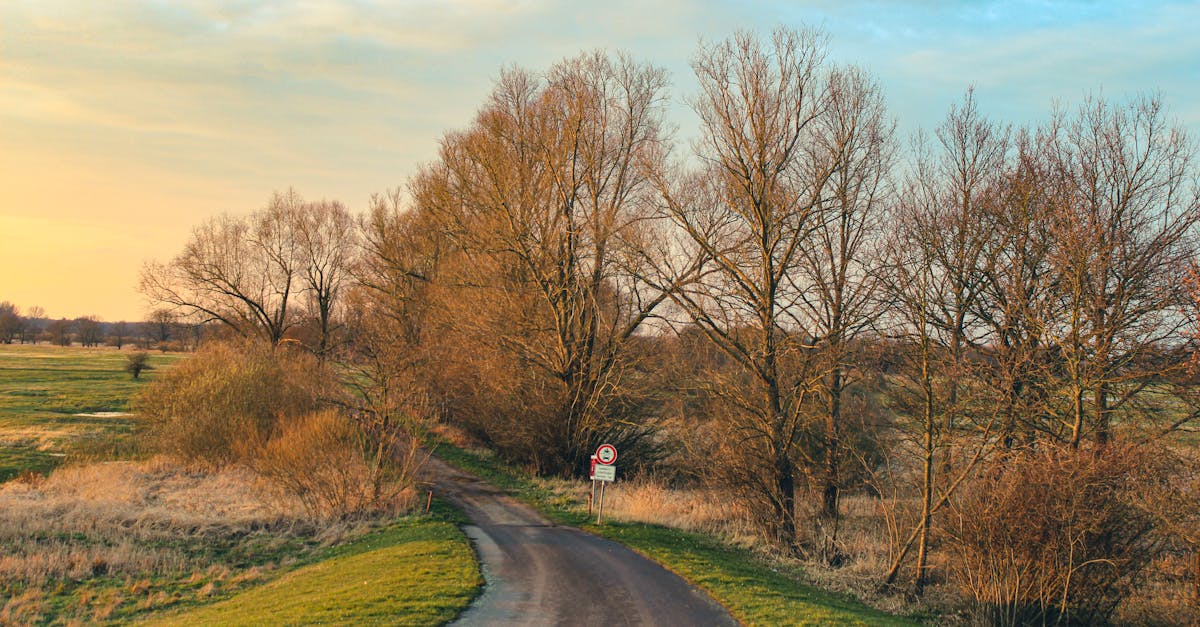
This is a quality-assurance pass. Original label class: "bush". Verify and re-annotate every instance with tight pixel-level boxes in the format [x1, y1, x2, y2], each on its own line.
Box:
[124, 352, 153, 379]
[133, 341, 332, 467]
[941, 441, 1184, 626]
[254, 409, 422, 519]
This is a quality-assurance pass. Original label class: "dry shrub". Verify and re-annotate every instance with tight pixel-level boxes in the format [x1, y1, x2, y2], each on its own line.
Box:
[254, 409, 422, 518]
[133, 340, 332, 467]
[940, 441, 1187, 626]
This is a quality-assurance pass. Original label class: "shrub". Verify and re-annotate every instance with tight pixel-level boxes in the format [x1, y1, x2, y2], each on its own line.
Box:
[133, 340, 332, 467]
[254, 409, 422, 519]
[941, 441, 1185, 626]
[124, 352, 153, 380]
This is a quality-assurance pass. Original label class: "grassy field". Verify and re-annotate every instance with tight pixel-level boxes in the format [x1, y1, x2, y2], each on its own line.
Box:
[0, 345, 482, 625]
[0, 344, 182, 480]
[146, 503, 481, 626]
[434, 443, 916, 626]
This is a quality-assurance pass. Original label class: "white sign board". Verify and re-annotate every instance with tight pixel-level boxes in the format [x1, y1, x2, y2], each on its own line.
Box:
[592, 464, 616, 482]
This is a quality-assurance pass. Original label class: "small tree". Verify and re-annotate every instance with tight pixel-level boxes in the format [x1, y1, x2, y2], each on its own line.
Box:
[125, 352, 153, 380]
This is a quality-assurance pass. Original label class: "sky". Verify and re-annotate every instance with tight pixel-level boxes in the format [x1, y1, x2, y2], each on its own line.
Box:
[2, 0, 1198, 322]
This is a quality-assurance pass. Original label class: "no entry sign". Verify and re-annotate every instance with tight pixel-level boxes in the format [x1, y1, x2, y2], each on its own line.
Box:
[595, 444, 617, 465]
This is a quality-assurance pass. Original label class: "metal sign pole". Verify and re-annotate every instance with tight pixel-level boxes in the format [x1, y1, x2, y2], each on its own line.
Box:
[596, 480, 606, 525]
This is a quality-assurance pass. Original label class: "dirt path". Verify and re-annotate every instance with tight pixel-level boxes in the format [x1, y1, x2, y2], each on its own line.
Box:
[423, 457, 739, 627]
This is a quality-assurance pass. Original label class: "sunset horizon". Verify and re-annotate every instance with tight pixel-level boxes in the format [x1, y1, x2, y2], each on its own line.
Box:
[3, 0, 1198, 322]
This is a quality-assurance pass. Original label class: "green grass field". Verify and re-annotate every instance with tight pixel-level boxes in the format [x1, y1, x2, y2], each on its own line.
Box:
[146, 506, 481, 627]
[0, 344, 182, 480]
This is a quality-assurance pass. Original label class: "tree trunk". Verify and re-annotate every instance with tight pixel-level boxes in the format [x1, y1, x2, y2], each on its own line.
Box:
[1070, 385, 1085, 449]
[914, 344, 935, 592]
[822, 367, 842, 520]
[774, 441, 799, 555]
[1094, 381, 1110, 448]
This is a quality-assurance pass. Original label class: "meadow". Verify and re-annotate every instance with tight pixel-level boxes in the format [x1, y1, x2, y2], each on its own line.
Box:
[0, 344, 480, 625]
[0, 344, 181, 481]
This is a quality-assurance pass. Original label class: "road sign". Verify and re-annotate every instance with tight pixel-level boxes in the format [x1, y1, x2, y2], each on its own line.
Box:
[595, 444, 617, 465]
[592, 464, 616, 482]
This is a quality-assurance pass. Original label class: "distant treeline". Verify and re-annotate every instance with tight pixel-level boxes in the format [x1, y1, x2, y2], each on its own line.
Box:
[0, 302, 203, 351]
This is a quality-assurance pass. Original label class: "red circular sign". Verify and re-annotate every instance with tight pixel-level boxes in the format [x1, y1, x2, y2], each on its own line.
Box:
[595, 444, 617, 465]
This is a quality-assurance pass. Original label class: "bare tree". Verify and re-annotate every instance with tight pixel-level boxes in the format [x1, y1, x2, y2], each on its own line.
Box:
[75, 316, 103, 347]
[1048, 95, 1200, 448]
[793, 66, 895, 537]
[109, 321, 129, 350]
[0, 302, 22, 344]
[877, 92, 1009, 591]
[146, 309, 175, 347]
[46, 318, 73, 346]
[418, 51, 678, 474]
[973, 126, 1062, 446]
[22, 306, 44, 344]
[140, 192, 311, 346]
[291, 198, 357, 358]
[653, 27, 844, 553]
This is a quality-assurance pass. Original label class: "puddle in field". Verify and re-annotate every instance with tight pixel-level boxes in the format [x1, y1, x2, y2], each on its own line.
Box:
[73, 412, 133, 418]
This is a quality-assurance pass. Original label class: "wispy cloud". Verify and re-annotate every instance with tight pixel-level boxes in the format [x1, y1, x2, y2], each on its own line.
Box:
[1, 0, 1196, 320]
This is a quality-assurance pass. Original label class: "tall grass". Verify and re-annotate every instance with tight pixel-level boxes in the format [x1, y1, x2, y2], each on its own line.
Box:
[0, 458, 368, 624]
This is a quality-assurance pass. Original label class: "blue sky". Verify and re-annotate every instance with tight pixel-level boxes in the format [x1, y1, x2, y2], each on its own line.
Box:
[2, 0, 1197, 321]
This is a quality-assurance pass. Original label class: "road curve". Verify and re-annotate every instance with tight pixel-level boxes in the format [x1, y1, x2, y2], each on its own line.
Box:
[423, 457, 739, 627]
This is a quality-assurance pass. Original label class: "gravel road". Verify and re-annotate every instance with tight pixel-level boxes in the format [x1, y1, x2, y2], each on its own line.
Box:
[424, 457, 739, 626]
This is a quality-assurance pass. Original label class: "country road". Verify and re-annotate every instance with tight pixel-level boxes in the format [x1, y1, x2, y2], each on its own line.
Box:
[423, 457, 740, 627]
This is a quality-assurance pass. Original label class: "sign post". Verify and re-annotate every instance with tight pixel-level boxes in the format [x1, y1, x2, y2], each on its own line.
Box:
[592, 444, 618, 524]
[588, 455, 597, 515]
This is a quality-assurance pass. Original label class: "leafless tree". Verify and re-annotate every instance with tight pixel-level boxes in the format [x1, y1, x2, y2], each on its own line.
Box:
[290, 198, 357, 358]
[1047, 95, 1200, 448]
[109, 321, 129, 349]
[140, 190, 355, 349]
[46, 318, 72, 346]
[652, 27, 844, 553]
[22, 306, 44, 344]
[418, 51, 678, 474]
[971, 126, 1063, 446]
[878, 91, 1009, 590]
[793, 66, 895, 535]
[146, 309, 175, 347]
[141, 209, 294, 344]
[0, 302, 22, 344]
[75, 316, 103, 347]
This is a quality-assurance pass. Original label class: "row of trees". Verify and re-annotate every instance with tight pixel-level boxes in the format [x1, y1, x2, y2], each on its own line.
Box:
[0, 302, 201, 350]
[142, 27, 1200, 621]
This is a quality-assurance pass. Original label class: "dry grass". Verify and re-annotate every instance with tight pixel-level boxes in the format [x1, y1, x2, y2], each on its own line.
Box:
[0, 457, 377, 622]
[599, 479, 762, 545]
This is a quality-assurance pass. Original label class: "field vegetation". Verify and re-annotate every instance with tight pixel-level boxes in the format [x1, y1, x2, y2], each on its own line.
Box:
[0, 344, 181, 481]
[0, 344, 479, 625]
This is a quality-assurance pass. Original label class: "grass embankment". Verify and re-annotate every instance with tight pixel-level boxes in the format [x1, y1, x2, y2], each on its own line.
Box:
[146, 502, 480, 626]
[0, 344, 181, 480]
[434, 443, 915, 626]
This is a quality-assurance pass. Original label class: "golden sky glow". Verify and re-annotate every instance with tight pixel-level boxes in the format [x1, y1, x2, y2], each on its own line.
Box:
[2, 1, 1197, 322]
